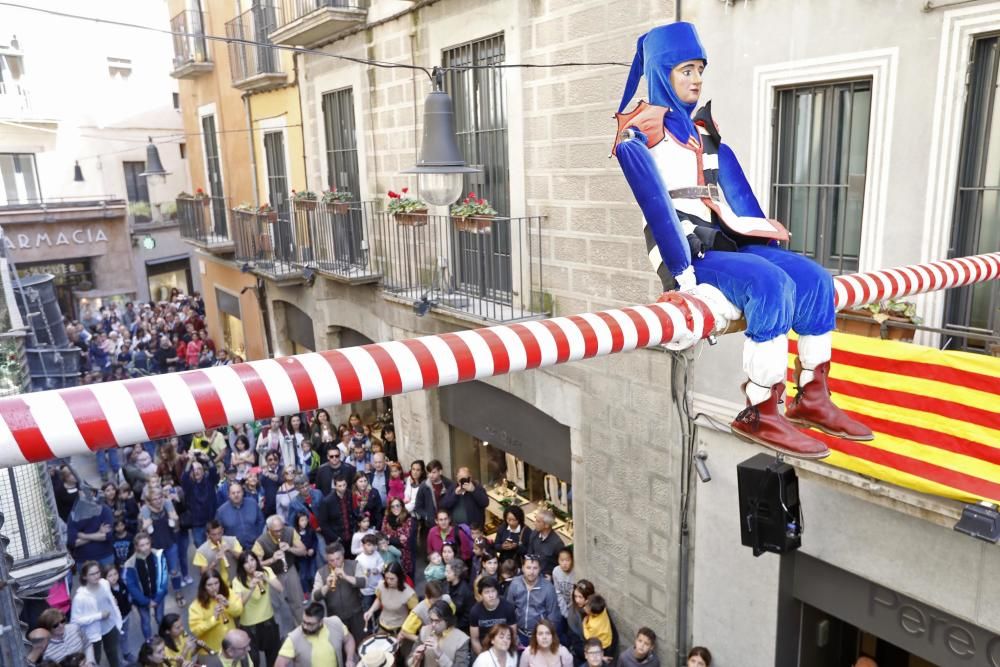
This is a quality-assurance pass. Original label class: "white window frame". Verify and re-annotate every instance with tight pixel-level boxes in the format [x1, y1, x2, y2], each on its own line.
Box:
[919, 2, 1000, 334]
[749, 49, 898, 275]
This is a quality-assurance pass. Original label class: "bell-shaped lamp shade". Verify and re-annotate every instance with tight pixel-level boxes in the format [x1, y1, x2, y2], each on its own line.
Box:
[73, 161, 84, 182]
[402, 88, 478, 207]
[140, 137, 169, 178]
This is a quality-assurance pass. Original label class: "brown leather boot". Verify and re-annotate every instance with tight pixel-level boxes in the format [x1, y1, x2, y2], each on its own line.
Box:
[785, 360, 874, 441]
[730, 382, 831, 459]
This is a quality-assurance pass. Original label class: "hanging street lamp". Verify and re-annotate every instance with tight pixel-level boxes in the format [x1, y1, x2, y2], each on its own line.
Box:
[402, 67, 479, 206]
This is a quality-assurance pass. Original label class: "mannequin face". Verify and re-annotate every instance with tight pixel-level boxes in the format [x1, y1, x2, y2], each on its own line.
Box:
[670, 59, 705, 104]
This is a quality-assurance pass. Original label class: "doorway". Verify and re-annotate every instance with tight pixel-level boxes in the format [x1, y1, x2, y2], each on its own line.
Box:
[798, 604, 938, 667]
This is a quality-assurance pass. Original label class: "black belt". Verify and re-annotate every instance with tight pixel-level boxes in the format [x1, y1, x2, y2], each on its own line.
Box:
[669, 185, 720, 200]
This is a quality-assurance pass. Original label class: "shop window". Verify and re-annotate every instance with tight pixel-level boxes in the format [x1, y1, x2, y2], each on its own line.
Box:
[945, 34, 1000, 353]
[0, 152, 40, 205]
[770, 79, 872, 274]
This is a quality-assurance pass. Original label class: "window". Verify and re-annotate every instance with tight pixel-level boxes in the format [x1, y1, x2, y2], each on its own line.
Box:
[201, 113, 227, 237]
[107, 57, 132, 79]
[0, 153, 40, 205]
[443, 34, 512, 300]
[442, 34, 509, 216]
[123, 161, 151, 221]
[172, 92, 180, 109]
[946, 35, 1000, 352]
[322, 88, 360, 197]
[770, 79, 872, 274]
[322, 88, 364, 264]
[262, 130, 294, 263]
[0, 50, 25, 95]
[179, 142, 186, 159]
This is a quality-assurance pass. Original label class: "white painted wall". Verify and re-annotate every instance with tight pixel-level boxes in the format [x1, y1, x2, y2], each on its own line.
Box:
[0, 0, 189, 207]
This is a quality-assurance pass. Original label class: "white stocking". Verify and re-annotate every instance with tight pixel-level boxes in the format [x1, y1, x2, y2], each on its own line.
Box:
[797, 332, 832, 387]
[742, 335, 788, 405]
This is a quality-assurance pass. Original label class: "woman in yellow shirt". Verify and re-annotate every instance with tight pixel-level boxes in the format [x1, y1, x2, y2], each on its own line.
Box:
[231, 549, 283, 667]
[188, 569, 243, 655]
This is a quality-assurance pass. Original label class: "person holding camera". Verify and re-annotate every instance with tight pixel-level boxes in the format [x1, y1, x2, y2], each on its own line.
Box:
[441, 467, 489, 529]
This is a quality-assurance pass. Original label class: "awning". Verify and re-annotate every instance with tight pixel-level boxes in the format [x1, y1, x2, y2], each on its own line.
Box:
[144, 254, 191, 267]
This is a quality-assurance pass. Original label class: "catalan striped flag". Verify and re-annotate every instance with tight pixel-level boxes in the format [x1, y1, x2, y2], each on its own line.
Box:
[787, 333, 1000, 505]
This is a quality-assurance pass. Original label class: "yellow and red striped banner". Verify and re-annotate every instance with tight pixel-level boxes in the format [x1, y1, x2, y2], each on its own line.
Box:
[788, 333, 1000, 505]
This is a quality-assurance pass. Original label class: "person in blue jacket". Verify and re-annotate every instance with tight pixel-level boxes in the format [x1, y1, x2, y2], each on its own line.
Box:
[123, 532, 169, 640]
[614, 22, 872, 458]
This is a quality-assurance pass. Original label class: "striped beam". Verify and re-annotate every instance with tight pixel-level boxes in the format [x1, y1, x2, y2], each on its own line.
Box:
[833, 252, 1000, 310]
[0, 252, 997, 469]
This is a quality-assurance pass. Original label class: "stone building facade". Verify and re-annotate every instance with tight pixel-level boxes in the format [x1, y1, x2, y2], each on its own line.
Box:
[174, 0, 1000, 664]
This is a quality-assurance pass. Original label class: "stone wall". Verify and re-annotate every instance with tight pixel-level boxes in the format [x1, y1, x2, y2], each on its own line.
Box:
[291, 0, 685, 657]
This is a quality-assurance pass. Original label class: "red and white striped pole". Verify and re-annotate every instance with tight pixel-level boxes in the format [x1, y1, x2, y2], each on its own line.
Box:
[0, 252, 996, 469]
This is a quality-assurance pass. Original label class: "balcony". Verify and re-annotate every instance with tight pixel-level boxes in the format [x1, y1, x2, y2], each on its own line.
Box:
[225, 7, 286, 92]
[374, 210, 548, 323]
[233, 201, 380, 283]
[177, 195, 234, 252]
[170, 9, 213, 79]
[268, 0, 368, 48]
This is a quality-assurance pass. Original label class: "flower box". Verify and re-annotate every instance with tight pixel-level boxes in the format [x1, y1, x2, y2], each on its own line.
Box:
[294, 199, 318, 211]
[327, 201, 350, 215]
[452, 215, 494, 233]
[835, 308, 913, 342]
[394, 210, 428, 226]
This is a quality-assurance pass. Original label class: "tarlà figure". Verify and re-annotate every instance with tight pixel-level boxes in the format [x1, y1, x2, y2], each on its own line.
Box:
[613, 22, 872, 458]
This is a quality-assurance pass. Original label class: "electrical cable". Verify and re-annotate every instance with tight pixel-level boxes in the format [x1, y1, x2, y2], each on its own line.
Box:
[0, 2, 630, 74]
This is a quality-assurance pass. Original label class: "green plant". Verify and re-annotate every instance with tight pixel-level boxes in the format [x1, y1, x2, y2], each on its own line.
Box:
[128, 201, 152, 218]
[322, 188, 352, 203]
[291, 189, 318, 201]
[451, 192, 497, 218]
[866, 298, 922, 325]
[177, 191, 192, 199]
[160, 201, 177, 217]
[386, 187, 426, 214]
[234, 201, 256, 211]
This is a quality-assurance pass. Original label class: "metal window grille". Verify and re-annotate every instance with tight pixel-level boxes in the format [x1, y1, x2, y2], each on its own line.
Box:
[263, 131, 296, 266]
[201, 114, 228, 237]
[770, 79, 872, 274]
[322, 88, 363, 262]
[443, 34, 512, 298]
[945, 35, 1000, 353]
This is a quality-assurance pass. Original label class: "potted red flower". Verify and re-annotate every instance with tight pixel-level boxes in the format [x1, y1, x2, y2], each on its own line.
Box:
[450, 192, 497, 233]
[258, 202, 277, 223]
[387, 188, 427, 226]
[195, 187, 210, 206]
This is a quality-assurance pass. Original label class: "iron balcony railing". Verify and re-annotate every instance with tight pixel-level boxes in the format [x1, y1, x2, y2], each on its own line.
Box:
[373, 210, 547, 322]
[170, 9, 209, 68]
[271, 0, 369, 25]
[232, 201, 378, 280]
[177, 195, 230, 245]
[225, 6, 283, 84]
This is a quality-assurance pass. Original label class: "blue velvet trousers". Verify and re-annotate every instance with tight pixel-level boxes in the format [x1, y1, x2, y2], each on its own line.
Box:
[693, 245, 836, 342]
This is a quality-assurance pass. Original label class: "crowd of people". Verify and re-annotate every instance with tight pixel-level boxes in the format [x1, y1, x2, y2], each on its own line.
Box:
[23, 291, 715, 667]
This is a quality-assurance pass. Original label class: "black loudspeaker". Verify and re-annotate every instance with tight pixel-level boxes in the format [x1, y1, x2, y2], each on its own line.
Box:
[737, 453, 803, 557]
